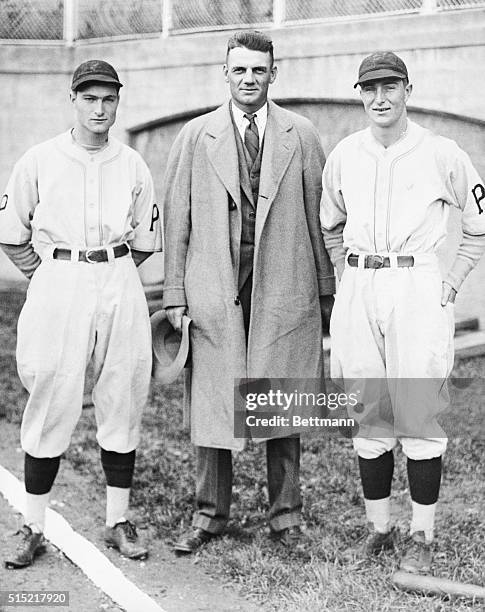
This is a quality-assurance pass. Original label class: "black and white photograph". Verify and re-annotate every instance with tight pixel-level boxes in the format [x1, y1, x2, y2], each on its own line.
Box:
[0, 1, 484, 611]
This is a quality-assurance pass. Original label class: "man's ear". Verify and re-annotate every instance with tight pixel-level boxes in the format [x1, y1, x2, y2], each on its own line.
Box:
[70, 90, 76, 103]
[223, 64, 229, 83]
[270, 65, 278, 84]
[404, 82, 413, 102]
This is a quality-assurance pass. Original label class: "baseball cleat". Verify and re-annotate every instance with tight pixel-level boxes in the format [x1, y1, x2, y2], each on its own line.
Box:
[343, 523, 396, 561]
[104, 520, 148, 560]
[360, 523, 396, 556]
[5, 524, 46, 569]
[399, 531, 432, 574]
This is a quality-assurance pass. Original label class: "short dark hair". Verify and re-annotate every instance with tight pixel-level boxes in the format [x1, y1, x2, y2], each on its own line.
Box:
[226, 30, 274, 64]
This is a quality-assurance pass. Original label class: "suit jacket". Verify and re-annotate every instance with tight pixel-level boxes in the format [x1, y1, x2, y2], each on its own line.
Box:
[162, 99, 335, 450]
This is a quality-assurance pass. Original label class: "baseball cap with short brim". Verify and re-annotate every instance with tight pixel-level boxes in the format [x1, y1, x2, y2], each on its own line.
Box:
[71, 59, 123, 91]
[150, 310, 192, 385]
[354, 51, 408, 88]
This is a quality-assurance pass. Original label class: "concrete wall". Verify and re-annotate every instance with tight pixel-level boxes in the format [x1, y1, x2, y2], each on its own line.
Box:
[2, 8, 485, 187]
[1, 7, 485, 324]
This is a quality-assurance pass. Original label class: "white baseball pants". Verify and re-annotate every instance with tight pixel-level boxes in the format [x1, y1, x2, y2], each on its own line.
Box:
[17, 255, 151, 457]
[330, 254, 453, 460]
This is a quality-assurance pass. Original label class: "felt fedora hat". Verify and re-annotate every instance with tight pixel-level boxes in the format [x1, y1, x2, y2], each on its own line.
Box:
[150, 310, 191, 384]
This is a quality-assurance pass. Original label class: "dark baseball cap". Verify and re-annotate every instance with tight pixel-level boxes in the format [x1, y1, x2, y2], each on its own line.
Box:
[71, 59, 123, 91]
[354, 51, 408, 88]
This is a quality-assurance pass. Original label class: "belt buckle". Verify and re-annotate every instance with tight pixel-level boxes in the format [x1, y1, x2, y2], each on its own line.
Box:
[367, 254, 385, 269]
[85, 248, 102, 263]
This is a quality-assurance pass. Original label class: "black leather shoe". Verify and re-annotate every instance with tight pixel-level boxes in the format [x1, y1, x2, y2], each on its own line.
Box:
[270, 525, 303, 547]
[174, 528, 218, 554]
[5, 525, 46, 569]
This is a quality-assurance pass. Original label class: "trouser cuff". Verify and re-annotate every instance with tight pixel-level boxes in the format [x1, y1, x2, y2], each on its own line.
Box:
[192, 514, 227, 535]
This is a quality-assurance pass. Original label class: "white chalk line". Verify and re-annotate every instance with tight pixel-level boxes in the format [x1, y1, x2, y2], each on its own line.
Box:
[0, 464, 166, 612]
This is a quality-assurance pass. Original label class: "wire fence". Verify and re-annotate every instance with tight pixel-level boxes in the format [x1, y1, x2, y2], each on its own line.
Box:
[77, 0, 162, 39]
[0, 0, 63, 40]
[438, 0, 485, 6]
[171, 0, 273, 31]
[285, 0, 422, 21]
[0, 0, 484, 42]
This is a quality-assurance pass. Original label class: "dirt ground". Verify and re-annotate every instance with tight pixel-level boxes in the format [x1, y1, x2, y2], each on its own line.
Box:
[0, 420, 258, 612]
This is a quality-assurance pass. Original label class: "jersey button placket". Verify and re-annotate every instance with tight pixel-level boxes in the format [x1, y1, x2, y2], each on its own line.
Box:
[374, 154, 390, 252]
[86, 163, 100, 247]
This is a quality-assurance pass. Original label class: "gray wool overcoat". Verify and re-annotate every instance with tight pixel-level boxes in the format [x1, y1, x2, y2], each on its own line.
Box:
[162, 100, 335, 450]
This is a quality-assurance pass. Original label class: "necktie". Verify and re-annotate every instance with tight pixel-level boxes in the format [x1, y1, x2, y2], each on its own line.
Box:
[244, 113, 259, 164]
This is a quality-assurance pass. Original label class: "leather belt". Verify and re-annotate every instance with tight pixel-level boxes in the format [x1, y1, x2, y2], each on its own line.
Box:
[347, 253, 415, 269]
[53, 244, 129, 263]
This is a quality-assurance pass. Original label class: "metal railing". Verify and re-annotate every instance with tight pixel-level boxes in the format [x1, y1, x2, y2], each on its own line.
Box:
[0, 0, 484, 43]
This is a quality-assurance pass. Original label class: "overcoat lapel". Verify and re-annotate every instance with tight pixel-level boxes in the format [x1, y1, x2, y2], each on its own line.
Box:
[255, 101, 297, 245]
[206, 103, 241, 208]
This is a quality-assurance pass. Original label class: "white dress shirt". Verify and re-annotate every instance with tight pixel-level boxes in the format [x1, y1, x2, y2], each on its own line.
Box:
[232, 102, 268, 147]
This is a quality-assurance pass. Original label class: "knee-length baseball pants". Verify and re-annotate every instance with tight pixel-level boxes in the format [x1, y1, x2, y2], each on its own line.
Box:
[16, 255, 152, 458]
[330, 255, 453, 461]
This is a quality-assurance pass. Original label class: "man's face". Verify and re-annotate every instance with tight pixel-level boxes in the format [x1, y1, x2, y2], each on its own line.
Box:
[223, 46, 277, 113]
[359, 78, 412, 129]
[70, 83, 119, 138]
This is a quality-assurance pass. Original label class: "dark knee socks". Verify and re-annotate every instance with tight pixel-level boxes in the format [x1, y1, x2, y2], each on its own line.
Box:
[358, 453, 441, 503]
[24, 453, 61, 494]
[358, 450, 394, 499]
[100, 448, 136, 488]
[407, 456, 442, 504]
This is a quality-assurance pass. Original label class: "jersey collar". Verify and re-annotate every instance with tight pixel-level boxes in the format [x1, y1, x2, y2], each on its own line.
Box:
[362, 120, 425, 157]
[56, 130, 122, 163]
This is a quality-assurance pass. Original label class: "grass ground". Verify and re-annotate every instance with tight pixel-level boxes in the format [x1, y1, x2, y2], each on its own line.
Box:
[0, 290, 484, 612]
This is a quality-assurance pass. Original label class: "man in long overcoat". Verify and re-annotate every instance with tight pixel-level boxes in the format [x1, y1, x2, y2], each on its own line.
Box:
[162, 30, 335, 553]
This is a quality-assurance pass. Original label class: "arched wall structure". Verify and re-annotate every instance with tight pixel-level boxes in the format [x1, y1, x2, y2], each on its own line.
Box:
[2, 7, 485, 323]
[129, 99, 485, 195]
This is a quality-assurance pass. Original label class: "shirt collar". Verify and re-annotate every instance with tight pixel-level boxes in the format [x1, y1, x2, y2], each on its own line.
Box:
[231, 101, 268, 135]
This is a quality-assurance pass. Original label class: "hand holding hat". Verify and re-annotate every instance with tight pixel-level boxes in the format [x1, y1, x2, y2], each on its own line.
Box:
[150, 310, 192, 384]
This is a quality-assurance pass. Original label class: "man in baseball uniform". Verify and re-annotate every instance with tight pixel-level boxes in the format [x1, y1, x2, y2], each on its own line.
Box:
[320, 51, 485, 572]
[1, 60, 162, 568]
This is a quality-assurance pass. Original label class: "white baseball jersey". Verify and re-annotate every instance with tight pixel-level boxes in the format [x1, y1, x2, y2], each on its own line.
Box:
[320, 120, 485, 274]
[1, 131, 162, 457]
[320, 120, 485, 460]
[0, 130, 162, 254]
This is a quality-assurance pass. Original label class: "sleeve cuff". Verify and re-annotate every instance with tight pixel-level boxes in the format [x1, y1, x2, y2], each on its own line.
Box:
[129, 239, 162, 253]
[162, 287, 188, 309]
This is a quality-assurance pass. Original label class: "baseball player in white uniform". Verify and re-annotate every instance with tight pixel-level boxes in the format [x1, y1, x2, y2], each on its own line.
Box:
[1, 60, 162, 568]
[320, 51, 485, 572]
